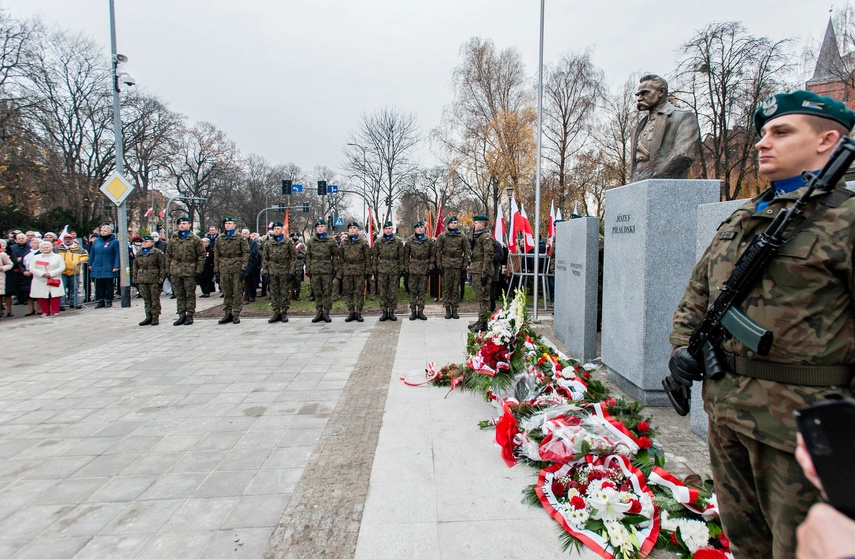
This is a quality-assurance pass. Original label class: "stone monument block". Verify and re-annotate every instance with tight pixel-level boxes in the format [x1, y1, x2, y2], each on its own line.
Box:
[553, 217, 599, 362]
[689, 198, 747, 439]
[601, 179, 719, 405]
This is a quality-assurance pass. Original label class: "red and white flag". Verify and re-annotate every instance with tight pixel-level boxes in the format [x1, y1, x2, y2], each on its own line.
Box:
[519, 203, 535, 253]
[158, 209, 165, 218]
[144, 207, 154, 217]
[367, 207, 375, 247]
[58, 225, 69, 245]
[494, 201, 506, 247]
[508, 196, 520, 253]
[547, 200, 556, 255]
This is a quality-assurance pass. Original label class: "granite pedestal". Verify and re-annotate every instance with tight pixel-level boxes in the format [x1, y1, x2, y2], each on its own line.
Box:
[553, 217, 599, 362]
[601, 179, 719, 405]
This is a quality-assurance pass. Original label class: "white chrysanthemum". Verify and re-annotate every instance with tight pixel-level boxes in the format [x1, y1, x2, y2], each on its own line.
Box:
[567, 507, 589, 527]
[677, 518, 711, 554]
[660, 511, 680, 532]
[605, 521, 632, 548]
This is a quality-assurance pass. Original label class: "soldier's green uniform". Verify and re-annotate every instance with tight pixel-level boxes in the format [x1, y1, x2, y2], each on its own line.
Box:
[262, 229, 297, 322]
[669, 90, 855, 559]
[166, 219, 205, 325]
[436, 217, 470, 319]
[339, 223, 372, 322]
[132, 238, 166, 325]
[403, 222, 435, 320]
[306, 220, 338, 322]
[291, 233, 306, 300]
[469, 216, 494, 330]
[374, 223, 404, 321]
[214, 220, 249, 324]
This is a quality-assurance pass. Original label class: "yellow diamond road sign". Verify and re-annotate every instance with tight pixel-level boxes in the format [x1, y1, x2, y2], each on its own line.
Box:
[100, 171, 134, 206]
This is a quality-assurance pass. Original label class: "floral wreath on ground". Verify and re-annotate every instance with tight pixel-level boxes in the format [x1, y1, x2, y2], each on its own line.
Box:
[402, 289, 732, 559]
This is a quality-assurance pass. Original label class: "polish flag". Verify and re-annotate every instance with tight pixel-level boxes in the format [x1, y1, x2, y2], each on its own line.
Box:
[508, 196, 520, 253]
[547, 200, 556, 255]
[494, 201, 506, 247]
[58, 225, 70, 245]
[144, 207, 154, 217]
[158, 209, 165, 218]
[519, 204, 535, 253]
[367, 207, 375, 247]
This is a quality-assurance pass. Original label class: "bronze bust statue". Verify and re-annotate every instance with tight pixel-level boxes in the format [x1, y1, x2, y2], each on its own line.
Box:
[629, 74, 700, 183]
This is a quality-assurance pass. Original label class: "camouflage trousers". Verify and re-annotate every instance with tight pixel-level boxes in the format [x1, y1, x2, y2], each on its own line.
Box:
[269, 274, 291, 314]
[471, 273, 490, 323]
[172, 275, 197, 317]
[376, 272, 398, 312]
[342, 275, 365, 313]
[408, 274, 428, 311]
[441, 267, 462, 309]
[220, 271, 243, 317]
[310, 273, 333, 312]
[138, 283, 162, 318]
[708, 421, 819, 559]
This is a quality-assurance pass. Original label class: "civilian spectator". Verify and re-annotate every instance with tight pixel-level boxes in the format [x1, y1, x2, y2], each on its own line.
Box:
[43, 232, 58, 246]
[199, 237, 216, 297]
[21, 237, 42, 315]
[88, 224, 120, 308]
[28, 240, 65, 317]
[8, 233, 29, 306]
[0, 239, 13, 319]
[55, 232, 88, 310]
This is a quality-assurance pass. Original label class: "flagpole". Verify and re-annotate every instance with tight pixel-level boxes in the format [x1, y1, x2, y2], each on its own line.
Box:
[532, 0, 545, 320]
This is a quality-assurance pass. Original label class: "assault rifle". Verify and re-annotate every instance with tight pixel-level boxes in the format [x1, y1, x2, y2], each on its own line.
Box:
[663, 136, 855, 415]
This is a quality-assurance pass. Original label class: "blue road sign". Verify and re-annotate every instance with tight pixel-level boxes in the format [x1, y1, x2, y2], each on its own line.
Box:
[327, 184, 339, 194]
[292, 183, 303, 193]
[334, 216, 344, 227]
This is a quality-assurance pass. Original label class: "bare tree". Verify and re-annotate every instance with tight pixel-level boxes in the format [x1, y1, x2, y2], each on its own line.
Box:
[674, 21, 794, 200]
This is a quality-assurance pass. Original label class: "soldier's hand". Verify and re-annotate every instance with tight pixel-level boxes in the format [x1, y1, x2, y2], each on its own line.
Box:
[668, 347, 704, 385]
[480, 276, 489, 286]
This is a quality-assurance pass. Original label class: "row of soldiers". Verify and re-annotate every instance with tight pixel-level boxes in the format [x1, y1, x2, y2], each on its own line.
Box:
[132, 213, 496, 330]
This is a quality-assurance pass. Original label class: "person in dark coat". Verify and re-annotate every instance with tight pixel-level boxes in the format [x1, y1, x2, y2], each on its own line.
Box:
[7, 232, 29, 306]
[88, 224, 121, 308]
[199, 237, 216, 297]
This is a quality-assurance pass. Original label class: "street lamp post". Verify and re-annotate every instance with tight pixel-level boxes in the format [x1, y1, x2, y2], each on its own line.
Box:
[347, 143, 367, 229]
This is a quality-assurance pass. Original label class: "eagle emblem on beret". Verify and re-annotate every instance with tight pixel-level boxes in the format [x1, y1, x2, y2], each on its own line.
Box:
[761, 96, 779, 117]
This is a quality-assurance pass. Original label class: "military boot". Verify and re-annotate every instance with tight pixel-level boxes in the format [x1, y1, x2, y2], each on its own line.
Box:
[323, 311, 332, 323]
[445, 307, 451, 319]
[139, 316, 152, 326]
[312, 310, 324, 323]
[151, 316, 160, 326]
[380, 311, 389, 322]
[389, 311, 397, 321]
[356, 313, 364, 322]
[173, 314, 186, 326]
[451, 309, 460, 319]
[218, 314, 233, 325]
[281, 312, 289, 323]
[268, 313, 282, 323]
[232, 317, 240, 324]
[409, 309, 417, 321]
[345, 312, 356, 322]
[417, 308, 427, 321]
[184, 315, 194, 325]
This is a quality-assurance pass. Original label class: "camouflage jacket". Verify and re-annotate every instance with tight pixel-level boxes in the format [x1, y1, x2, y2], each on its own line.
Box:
[166, 232, 205, 277]
[436, 230, 471, 270]
[373, 235, 404, 274]
[403, 234, 436, 275]
[261, 236, 297, 276]
[293, 240, 306, 275]
[470, 228, 494, 277]
[213, 231, 249, 274]
[305, 234, 338, 275]
[132, 248, 166, 284]
[670, 185, 855, 452]
[339, 235, 372, 276]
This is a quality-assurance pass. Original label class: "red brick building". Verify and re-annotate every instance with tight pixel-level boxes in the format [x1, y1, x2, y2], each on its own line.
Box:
[806, 17, 855, 109]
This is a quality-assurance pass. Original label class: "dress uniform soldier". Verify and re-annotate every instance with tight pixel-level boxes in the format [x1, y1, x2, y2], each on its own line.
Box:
[669, 91, 855, 558]
[436, 215, 470, 319]
[262, 221, 297, 323]
[403, 221, 435, 321]
[306, 219, 338, 323]
[132, 235, 166, 326]
[469, 215, 494, 332]
[166, 216, 205, 326]
[374, 221, 404, 321]
[339, 222, 372, 322]
[290, 232, 305, 300]
[214, 216, 250, 325]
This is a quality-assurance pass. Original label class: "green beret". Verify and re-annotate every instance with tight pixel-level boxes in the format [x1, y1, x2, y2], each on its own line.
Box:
[347, 221, 359, 228]
[446, 215, 458, 224]
[754, 90, 855, 134]
[272, 221, 283, 227]
[473, 214, 488, 222]
[289, 232, 299, 237]
[223, 216, 236, 223]
[141, 235, 154, 241]
[176, 216, 190, 224]
[413, 221, 424, 228]
[315, 219, 326, 226]
[383, 221, 393, 227]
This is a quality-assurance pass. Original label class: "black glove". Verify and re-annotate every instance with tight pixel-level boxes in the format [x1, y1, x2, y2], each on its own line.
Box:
[480, 276, 489, 286]
[240, 270, 248, 280]
[668, 347, 705, 386]
[194, 273, 202, 283]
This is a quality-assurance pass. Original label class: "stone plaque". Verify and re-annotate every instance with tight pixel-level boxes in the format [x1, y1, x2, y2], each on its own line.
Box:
[553, 217, 599, 362]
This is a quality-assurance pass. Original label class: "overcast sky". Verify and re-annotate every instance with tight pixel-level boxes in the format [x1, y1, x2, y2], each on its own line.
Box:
[1, 0, 833, 178]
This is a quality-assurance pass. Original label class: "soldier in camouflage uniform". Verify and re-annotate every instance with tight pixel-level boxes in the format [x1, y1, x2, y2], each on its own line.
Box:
[436, 216, 470, 319]
[290, 232, 306, 300]
[166, 216, 205, 326]
[468, 215, 494, 332]
[374, 220, 404, 321]
[306, 219, 338, 323]
[132, 235, 166, 326]
[214, 216, 249, 325]
[669, 91, 855, 559]
[262, 221, 296, 323]
[403, 221, 435, 321]
[339, 221, 371, 322]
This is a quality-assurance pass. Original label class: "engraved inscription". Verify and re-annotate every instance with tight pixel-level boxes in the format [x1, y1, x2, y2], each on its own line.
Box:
[611, 213, 636, 235]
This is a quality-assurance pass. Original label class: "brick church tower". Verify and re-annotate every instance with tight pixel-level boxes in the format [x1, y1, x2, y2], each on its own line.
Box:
[807, 17, 855, 109]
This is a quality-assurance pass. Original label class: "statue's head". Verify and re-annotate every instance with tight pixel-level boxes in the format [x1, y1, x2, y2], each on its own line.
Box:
[636, 74, 668, 112]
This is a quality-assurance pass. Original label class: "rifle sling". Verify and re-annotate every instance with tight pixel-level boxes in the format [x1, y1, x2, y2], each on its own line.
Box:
[722, 353, 855, 387]
[781, 187, 854, 242]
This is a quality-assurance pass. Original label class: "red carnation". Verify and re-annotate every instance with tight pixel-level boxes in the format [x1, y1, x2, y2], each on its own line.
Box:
[604, 398, 616, 408]
[573, 365, 582, 372]
[551, 480, 566, 497]
[692, 550, 729, 559]
[628, 499, 642, 514]
[582, 371, 591, 380]
[570, 496, 586, 510]
[555, 363, 563, 371]
[587, 470, 606, 481]
[637, 421, 650, 433]
[601, 481, 615, 489]
[637, 436, 652, 449]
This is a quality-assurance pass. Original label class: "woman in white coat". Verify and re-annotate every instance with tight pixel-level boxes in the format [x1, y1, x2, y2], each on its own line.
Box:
[28, 240, 66, 316]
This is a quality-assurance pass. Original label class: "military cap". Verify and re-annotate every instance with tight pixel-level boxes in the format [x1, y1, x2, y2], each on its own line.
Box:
[272, 221, 283, 227]
[413, 221, 424, 228]
[315, 219, 326, 226]
[347, 221, 359, 228]
[176, 216, 190, 224]
[446, 215, 458, 224]
[223, 216, 237, 223]
[383, 221, 393, 227]
[141, 235, 154, 241]
[473, 214, 488, 222]
[754, 90, 855, 134]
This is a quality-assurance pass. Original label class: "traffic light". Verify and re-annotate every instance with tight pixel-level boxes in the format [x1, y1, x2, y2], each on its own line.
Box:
[317, 180, 327, 196]
[282, 179, 292, 195]
[302, 202, 310, 213]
